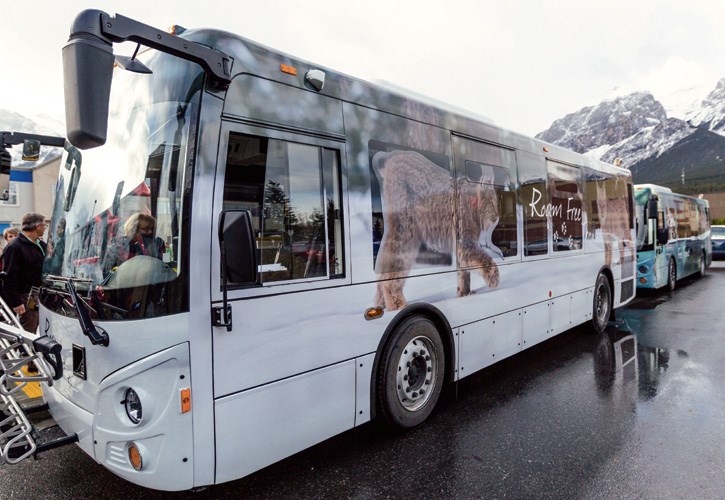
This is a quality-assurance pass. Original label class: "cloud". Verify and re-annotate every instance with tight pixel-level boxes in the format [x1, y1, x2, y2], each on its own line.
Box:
[1, 0, 723, 137]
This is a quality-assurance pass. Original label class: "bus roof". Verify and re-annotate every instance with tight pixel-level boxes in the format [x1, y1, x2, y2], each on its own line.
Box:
[634, 184, 673, 195]
[179, 28, 629, 177]
[634, 184, 709, 207]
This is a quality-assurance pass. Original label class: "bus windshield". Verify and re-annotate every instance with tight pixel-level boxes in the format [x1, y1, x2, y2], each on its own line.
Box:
[42, 54, 202, 320]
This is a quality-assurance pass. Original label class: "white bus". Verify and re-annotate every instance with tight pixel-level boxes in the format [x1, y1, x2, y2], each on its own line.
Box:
[0, 10, 635, 490]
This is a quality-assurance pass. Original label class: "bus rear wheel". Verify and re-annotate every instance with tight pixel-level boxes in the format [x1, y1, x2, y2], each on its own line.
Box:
[592, 273, 611, 334]
[698, 252, 707, 278]
[667, 259, 677, 291]
[376, 316, 445, 431]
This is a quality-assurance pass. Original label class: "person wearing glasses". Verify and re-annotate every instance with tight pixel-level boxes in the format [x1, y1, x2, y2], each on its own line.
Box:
[124, 213, 165, 260]
[1, 213, 48, 333]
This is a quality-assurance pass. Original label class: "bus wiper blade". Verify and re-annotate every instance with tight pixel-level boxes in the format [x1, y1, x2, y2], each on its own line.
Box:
[44, 275, 109, 347]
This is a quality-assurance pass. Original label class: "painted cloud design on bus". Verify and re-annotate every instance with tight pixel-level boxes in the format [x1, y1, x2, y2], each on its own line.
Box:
[372, 150, 500, 311]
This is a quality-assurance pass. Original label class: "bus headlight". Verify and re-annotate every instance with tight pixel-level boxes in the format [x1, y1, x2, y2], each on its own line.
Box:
[124, 388, 143, 424]
[638, 265, 648, 274]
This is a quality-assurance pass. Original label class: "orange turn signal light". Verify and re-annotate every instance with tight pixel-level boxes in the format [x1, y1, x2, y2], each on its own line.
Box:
[280, 64, 298, 75]
[180, 388, 191, 414]
[128, 442, 143, 471]
[364, 306, 384, 321]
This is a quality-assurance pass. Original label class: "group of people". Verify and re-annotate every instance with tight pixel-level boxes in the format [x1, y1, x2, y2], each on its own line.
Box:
[1, 211, 168, 334]
[1, 213, 48, 334]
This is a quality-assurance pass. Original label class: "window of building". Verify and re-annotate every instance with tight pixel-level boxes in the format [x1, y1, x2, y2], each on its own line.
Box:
[0, 181, 19, 206]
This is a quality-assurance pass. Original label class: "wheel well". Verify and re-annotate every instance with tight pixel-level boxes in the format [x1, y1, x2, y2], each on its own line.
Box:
[369, 303, 454, 421]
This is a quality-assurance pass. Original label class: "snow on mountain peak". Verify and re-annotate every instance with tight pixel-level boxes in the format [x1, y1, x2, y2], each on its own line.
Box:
[535, 91, 667, 154]
[688, 77, 725, 136]
[536, 78, 725, 186]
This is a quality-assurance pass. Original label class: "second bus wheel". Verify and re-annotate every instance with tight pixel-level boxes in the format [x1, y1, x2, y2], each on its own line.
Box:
[376, 316, 445, 431]
[667, 258, 677, 291]
[591, 273, 611, 334]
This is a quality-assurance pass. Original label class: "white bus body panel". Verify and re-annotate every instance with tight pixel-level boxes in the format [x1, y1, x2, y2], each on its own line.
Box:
[93, 343, 193, 491]
[215, 359, 356, 483]
[41, 311, 196, 491]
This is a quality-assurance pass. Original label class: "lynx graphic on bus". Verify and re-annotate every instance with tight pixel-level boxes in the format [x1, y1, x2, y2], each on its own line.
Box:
[0, 10, 635, 491]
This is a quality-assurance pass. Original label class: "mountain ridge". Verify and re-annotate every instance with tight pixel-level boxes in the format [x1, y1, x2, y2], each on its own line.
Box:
[535, 79, 725, 193]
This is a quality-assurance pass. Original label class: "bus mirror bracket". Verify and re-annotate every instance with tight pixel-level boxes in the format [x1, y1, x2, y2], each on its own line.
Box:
[215, 210, 257, 331]
[0, 147, 10, 201]
[63, 10, 233, 150]
[1, 131, 66, 201]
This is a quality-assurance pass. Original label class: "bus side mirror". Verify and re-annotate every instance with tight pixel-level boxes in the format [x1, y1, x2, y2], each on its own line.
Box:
[0, 147, 10, 201]
[218, 210, 257, 285]
[63, 10, 115, 149]
[657, 228, 669, 245]
[647, 198, 658, 219]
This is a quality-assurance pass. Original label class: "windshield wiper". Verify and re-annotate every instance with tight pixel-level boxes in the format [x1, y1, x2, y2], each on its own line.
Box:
[44, 275, 109, 347]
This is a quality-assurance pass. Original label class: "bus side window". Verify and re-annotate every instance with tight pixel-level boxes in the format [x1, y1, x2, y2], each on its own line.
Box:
[463, 160, 517, 258]
[657, 210, 665, 231]
[223, 132, 344, 284]
[518, 154, 548, 257]
[547, 161, 583, 252]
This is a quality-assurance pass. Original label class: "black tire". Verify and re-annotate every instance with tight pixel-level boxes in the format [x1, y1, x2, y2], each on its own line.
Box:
[591, 273, 611, 334]
[667, 258, 677, 292]
[376, 316, 445, 431]
[698, 252, 707, 278]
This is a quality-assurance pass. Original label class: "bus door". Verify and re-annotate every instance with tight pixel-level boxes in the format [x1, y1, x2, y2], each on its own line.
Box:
[209, 122, 356, 481]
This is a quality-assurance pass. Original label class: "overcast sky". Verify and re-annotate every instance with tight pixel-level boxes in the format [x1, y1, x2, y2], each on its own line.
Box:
[2, 0, 723, 136]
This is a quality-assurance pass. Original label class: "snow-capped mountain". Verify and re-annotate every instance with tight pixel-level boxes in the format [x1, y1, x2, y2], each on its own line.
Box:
[536, 92, 668, 156]
[688, 78, 725, 136]
[535, 80, 725, 192]
[1, 108, 64, 168]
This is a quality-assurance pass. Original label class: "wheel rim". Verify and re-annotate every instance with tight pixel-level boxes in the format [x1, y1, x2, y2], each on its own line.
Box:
[701, 256, 705, 276]
[595, 280, 610, 326]
[396, 335, 437, 411]
[669, 262, 676, 288]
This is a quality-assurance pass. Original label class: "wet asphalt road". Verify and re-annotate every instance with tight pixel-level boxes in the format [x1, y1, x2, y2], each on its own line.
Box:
[2, 263, 725, 499]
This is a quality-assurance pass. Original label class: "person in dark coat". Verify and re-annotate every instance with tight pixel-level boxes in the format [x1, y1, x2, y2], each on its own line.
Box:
[2, 213, 48, 333]
[0, 227, 20, 273]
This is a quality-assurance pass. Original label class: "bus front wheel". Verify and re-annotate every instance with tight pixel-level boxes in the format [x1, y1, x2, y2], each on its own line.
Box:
[698, 252, 707, 278]
[376, 316, 445, 431]
[592, 274, 611, 334]
[667, 259, 677, 291]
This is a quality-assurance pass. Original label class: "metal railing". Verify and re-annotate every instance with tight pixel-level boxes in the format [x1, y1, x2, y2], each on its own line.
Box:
[0, 296, 56, 464]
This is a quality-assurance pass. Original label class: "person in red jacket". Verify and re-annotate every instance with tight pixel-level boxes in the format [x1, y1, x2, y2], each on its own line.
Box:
[2, 213, 47, 333]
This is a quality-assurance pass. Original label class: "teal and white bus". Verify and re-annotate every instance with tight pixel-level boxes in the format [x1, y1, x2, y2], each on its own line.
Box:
[634, 184, 711, 291]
